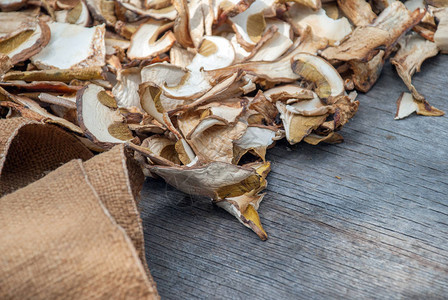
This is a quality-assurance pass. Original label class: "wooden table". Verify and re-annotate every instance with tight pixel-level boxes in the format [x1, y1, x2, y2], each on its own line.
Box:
[141, 55, 448, 299]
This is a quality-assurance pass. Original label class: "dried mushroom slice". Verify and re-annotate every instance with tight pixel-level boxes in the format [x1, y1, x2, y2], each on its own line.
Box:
[0, 0, 27, 11]
[336, 0, 377, 26]
[31, 22, 106, 69]
[395, 92, 444, 120]
[349, 50, 385, 92]
[77, 84, 133, 147]
[105, 36, 130, 55]
[55, 0, 91, 26]
[215, 161, 270, 240]
[127, 21, 175, 60]
[288, 3, 352, 45]
[149, 161, 262, 199]
[263, 84, 315, 102]
[169, 44, 195, 68]
[2, 67, 104, 82]
[248, 19, 293, 62]
[141, 135, 181, 165]
[86, 0, 117, 26]
[0, 16, 50, 64]
[188, 0, 213, 48]
[141, 62, 212, 99]
[277, 100, 328, 144]
[229, 0, 276, 51]
[188, 36, 236, 71]
[434, 8, 448, 53]
[234, 125, 281, 162]
[172, 0, 194, 48]
[391, 33, 438, 100]
[213, 0, 254, 19]
[118, 1, 177, 20]
[321, 1, 425, 62]
[112, 67, 142, 110]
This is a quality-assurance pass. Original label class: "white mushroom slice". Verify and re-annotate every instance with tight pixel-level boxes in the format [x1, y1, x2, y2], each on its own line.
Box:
[188, 36, 235, 71]
[249, 20, 293, 62]
[127, 21, 175, 60]
[276, 101, 328, 144]
[105, 37, 130, 55]
[77, 84, 133, 147]
[434, 8, 448, 53]
[32, 22, 106, 70]
[395, 92, 444, 120]
[391, 33, 438, 100]
[0, 16, 50, 64]
[263, 84, 315, 102]
[149, 161, 262, 199]
[226, 33, 251, 63]
[229, 0, 276, 51]
[141, 62, 212, 99]
[288, 3, 352, 45]
[286, 97, 330, 116]
[112, 67, 142, 110]
[55, 0, 90, 26]
[234, 125, 279, 152]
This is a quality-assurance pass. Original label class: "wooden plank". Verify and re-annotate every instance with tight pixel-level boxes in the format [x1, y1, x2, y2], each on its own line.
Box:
[140, 55, 448, 299]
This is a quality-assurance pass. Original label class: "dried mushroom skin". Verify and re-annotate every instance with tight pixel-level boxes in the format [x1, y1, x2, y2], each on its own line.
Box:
[31, 22, 106, 69]
[77, 84, 133, 147]
[391, 33, 439, 100]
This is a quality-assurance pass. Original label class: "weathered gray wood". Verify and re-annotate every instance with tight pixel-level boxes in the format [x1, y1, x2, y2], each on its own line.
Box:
[140, 55, 448, 299]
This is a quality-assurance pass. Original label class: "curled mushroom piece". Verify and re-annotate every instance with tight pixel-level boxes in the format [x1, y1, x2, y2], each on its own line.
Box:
[77, 84, 133, 148]
[395, 92, 444, 120]
[391, 33, 439, 101]
[55, 0, 91, 26]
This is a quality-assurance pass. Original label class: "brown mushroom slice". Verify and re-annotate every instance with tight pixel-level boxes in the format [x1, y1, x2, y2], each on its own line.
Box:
[303, 132, 344, 145]
[349, 50, 385, 92]
[0, 17, 50, 64]
[276, 101, 328, 144]
[127, 21, 175, 60]
[215, 161, 270, 240]
[86, 0, 117, 26]
[395, 92, 444, 120]
[434, 8, 448, 53]
[31, 22, 106, 69]
[0, 81, 81, 93]
[2, 67, 103, 82]
[288, 3, 352, 45]
[0, 0, 27, 11]
[248, 19, 293, 62]
[112, 67, 142, 110]
[149, 161, 262, 199]
[321, 1, 425, 62]
[229, 0, 276, 51]
[391, 33, 438, 100]
[77, 84, 133, 147]
[55, 0, 90, 26]
[336, 0, 377, 26]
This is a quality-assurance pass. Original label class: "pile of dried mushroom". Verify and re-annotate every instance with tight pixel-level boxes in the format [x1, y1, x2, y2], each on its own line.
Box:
[1, 0, 446, 239]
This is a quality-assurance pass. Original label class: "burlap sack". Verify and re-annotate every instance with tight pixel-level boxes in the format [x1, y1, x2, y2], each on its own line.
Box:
[0, 118, 159, 299]
[0, 117, 93, 196]
[0, 160, 158, 299]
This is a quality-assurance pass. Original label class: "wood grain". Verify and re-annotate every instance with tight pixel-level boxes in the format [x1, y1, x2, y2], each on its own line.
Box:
[140, 55, 448, 299]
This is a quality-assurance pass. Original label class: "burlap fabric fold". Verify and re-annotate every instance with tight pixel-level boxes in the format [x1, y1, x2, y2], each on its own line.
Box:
[0, 118, 159, 299]
[0, 117, 93, 196]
